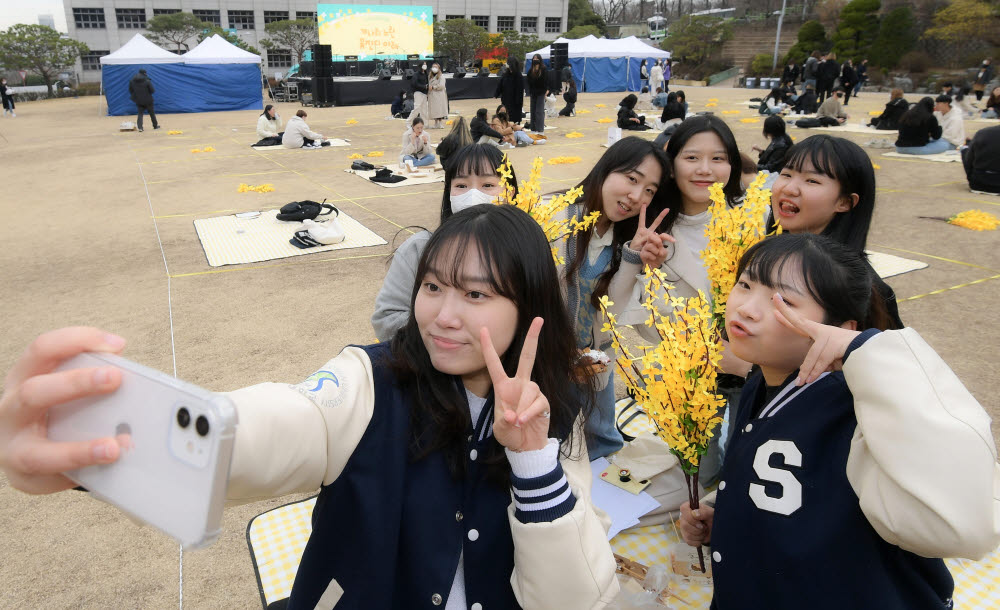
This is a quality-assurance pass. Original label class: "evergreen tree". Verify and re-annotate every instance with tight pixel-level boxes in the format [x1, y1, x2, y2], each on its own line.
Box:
[568, 0, 607, 35]
[868, 6, 917, 68]
[830, 0, 882, 61]
[784, 20, 829, 64]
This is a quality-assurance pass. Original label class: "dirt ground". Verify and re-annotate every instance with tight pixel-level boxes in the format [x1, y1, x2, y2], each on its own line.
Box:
[0, 85, 997, 609]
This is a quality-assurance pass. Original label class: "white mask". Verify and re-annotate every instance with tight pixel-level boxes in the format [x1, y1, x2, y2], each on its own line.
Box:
[450, 189, 496, 213]
[421, 64, 427, 71]
[432, 67, 439, 73]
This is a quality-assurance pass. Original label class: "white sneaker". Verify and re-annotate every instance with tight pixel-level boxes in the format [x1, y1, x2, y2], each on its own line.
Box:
[533, 138, 547, 145]
[499, 142, 515, 150]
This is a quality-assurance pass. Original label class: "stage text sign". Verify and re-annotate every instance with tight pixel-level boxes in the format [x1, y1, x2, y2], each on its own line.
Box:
[317, 4, 433, 59]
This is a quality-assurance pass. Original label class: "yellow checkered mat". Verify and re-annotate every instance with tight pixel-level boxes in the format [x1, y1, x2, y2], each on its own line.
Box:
[612, 398, 1000, 608]
[193, 209, 387, 267]
[247, 495, 317, 608]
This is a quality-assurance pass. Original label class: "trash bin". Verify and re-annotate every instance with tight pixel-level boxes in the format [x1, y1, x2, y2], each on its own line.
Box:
[761, 77, 772, 89]
[745, 77, 757, 88]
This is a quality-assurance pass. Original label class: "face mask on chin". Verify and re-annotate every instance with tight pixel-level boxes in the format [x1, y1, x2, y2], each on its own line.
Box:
[450, 189, 497, 213]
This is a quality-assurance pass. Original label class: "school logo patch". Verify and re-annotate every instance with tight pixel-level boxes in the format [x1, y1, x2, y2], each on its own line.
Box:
[295, 368, 347, 409]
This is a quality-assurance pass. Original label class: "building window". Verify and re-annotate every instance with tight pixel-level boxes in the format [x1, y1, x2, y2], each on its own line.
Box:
[446, 14, 464, 21]
[227, 10, 255, 30]
[296, 12, 316, 21]
[545, 17, 562, 33]
[472, 15, 489, 29]
[267, 49, 293, 68]
[520, 17, 537, 33]
[81, 50, 109, 70]
[115, 8, 147, 29]
[153, 9, 180, 16]
[263, 11, 289, 24]
[193, 9, 221, 26]
[497, 16, 515, 31]
[73, 8, 106, 29]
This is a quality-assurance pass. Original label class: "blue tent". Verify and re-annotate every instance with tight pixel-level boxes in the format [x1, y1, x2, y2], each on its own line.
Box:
[527, 36, 671, 93]
[101, 34, 262, 116]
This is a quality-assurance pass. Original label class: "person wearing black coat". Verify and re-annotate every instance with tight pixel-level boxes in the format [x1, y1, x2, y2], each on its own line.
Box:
[781, 61, 800, 87]
[792, 84, 819, 114]
[495, 57, 525, 123]
[962, 124, 1000, 194]
[816, 54, 840, 103]
[840, 60, 857, 105]
[617, 94, 651, 130]
[895, 97, 947, 154]
[869, 89, 908, 130]
[559, 79, 577, 116]
[410, 64, 429, 120]
[128, 69, 159, 131]
[470, 107, 505, 145]
[660, 92, 686, 123]
[525, 54, 548, 132]
[753, 115, 793, 172]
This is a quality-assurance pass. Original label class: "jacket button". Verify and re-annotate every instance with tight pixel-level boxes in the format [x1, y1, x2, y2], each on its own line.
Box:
[468, 528, 479, 541]
[718, 481, 726, 491]
[431, 593, 443, 605]
[470, 449, 478, 461]
[713, 551, 722, 563]
[455, 511, 463, 522]
[744, 423, 753, 433]
[471, 604, 483, 610]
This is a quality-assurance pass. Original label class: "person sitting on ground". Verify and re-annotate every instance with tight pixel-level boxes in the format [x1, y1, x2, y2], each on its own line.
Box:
[559, 79, 577, 116]
[939, 81, 954, 96]
[617, 94, 651, 130]
[752, 115, 794, 173]
[660, 92, 686, 126]
[651, 86, 669, 108]
[816, 87, 849, 124]
[869, 88, 908, 130]
[255, 104, 283, 145]
[401, 92, 414, 119]
[759, 87, 788, 115]
[675, 90, 688, 115]
[492, 109, 544, 147]
[390, 90, 406, 118]
[471, 107, 507, 148]
[793, 83, 819, 114]
[282, 109, 326, 148]
[933, 94, 965, 150]
[962, 124, 1000, 194]
[637, 86, 654, 111]
[982, 86, 1000, 119]
[895, 97, 948, 155]
[399, 116, 436, 168]
[434, 116, 474, 169]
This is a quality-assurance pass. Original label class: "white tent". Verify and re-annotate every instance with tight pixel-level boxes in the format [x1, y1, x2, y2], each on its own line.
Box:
[99, 33, 182, 65]
[526, 36, 669, 92]
[526, 36, 669, 60]
[182, 34, 261, 64]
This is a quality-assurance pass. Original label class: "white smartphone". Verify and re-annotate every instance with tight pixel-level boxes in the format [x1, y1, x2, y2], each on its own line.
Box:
[48, 352, 238, 549]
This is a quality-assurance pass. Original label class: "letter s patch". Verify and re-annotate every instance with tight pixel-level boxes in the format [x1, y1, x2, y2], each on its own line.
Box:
[748, 439, 802, 516]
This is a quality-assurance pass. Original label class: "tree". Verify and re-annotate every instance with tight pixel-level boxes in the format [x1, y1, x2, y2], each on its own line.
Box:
[145, 12, 209, 52]
[492, 30, 543, 67]
[568, 0, 607, 35]
[433, 19, 489, 66]
[0, 24, 88, 97]
[198, 26, 260, 55]
[924, 0, 1000, 46]
[830, 0, 882, 61]
[661, 16, 733, 67]
[784, 20, 830, 63]
[868, 6, 918, 68]
[260, 19, 318, 63]
[563, 25, 603, 39]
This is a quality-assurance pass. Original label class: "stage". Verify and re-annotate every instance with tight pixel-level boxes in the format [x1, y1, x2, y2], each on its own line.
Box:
[290, 74, 500, 107]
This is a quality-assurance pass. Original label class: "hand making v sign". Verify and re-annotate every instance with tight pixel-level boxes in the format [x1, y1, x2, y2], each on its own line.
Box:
[631, 203, 675, 271]
[773, 294, 861, 386]
[481, 317, 550, 453]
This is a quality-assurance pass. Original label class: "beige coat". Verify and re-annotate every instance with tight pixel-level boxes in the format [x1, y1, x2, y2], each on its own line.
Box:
[427, 72, 448, 119]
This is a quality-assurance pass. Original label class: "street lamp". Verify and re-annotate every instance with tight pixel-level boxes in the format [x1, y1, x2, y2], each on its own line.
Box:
[772, 0, 788, 71]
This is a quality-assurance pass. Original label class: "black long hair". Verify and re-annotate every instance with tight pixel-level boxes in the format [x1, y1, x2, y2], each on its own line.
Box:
[390, 205, 590, 483]
[766, 135, 875, 252]
[261, 104, 274, 118]
[661, 115, 743, 232]
[564, 136, 671, 308]
[620, 94, 638, 110]
[898, 96, 935, 127]
[736, 233, 875, 329]
[440, 143, 517, 223]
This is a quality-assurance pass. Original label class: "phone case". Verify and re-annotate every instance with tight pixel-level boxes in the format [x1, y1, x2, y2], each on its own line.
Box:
[48, 352, 238, 549]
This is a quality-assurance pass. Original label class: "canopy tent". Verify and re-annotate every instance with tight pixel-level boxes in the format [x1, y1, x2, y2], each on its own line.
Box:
[526, 36, 671, 93]
[101, 34, 263, 116]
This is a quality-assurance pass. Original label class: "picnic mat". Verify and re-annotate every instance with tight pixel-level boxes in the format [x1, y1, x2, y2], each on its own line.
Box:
[866, 250, 929, 278]
[611, 399, 1000, 609]
[796, 123, 897, 135]
[193, 209, 386, 267]
[882, 150, 962, 163]
[344, 166, 444, 188]
[247, 496, 317, 608]
[251, 139, 351, 151]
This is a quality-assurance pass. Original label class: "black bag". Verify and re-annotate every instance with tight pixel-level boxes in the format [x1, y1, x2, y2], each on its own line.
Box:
[370, 168, 407, 184]
[351, 160, 376, 171]
[276, 199, 336, 221]
[252, 136, 282, 147]
[794, 116, 840, 129]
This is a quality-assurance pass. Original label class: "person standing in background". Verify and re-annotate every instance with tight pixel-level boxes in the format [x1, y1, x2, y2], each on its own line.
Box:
[662, 58, 672, 91]
[427, 62, 448, 129]
[526, 54, 548, 133]
[639, 59, 649, 90]
[0, 77, 15, 117]
[973, 59, 993, 102]
[495, 56, 525, 124]
[840, 59, 857, 106]
[128, 69, 159, 132]
[854, 59, 868, 98]
[410, 62, 430, 121]
[649, 59, 664, 93]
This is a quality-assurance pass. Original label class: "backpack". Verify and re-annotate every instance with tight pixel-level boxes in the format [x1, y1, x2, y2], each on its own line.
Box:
[276, 199, 336, 221]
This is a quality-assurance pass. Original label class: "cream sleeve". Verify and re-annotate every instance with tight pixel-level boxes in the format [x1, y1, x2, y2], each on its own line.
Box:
[845, 329, 1000, 559]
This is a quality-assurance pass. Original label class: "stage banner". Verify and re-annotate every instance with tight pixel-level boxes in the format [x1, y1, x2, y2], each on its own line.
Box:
[317, 4, 434, 59]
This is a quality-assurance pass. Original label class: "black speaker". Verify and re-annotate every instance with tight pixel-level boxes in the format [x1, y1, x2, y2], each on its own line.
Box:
[550, 42, 569, 71]
[405, 69, 415, 80]
[312, 76, 335, 105]
[478, 67, 489, 77]
[331, 61, 347, 77]
[346, 61, 359, 77]
[379, 69, 391, 80]
[311, 44, 332, 60]
[299, 61, 315, 77]
[453, 67, 466, 79]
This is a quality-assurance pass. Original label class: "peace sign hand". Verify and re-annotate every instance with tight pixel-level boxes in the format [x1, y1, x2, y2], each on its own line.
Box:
[772, 294, 861, 386]
[481, 318, 551, 453]
[631, 204, 675, 271]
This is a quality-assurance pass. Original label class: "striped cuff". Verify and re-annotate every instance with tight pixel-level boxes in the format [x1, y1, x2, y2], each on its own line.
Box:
[621, 242, 643, 265]
[507, 440, 576, 523]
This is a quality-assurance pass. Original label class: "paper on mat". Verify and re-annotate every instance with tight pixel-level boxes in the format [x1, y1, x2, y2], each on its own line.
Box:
[590, 457, 661, 540]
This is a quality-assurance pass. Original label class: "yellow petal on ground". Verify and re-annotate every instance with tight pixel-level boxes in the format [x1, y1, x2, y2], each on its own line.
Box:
[367, 151, 384, 157]
[202, 146, 215, 152]
[740, 118, 760, 123]
[190, 148, 202, 153]
[348, 153, 363, 159]
[566, 131, 585, 138]
[869, 110, 882, 116]
[446, 120, 453, 125]
[576, 109, 592, 114]
[346, 119, 359, 125]
[598, 118, 614, 123]
[595, 103, 607, 108]
[547, 156, 582, 164]
[167, 130, 183, 135]
[705, 103, 718, 107]
[722, 110, 740, 115]
[708, 98, 719, 102]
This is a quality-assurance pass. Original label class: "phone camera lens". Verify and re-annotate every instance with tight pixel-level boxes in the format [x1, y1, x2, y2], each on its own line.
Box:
[177, 408, 191, 428]
[195, 415, 210, 437]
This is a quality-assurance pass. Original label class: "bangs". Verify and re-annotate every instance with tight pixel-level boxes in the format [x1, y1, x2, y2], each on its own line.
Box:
[418, 220, 516, 300]
[452, 145, 505, 179]
[783, 138, 841, 181]
[737, 238, 822, 305]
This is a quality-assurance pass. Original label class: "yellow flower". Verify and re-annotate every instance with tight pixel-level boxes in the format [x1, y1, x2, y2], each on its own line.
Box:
[167, 130, 183, 135]
[869, 110, 882, 116]
[705, 103, 718, 108]
[202, 146, 215, 152]
[948, 210, 1000, 231]
[346, 119, 359, 125]
[446, 120, 454, 125]
[367, 151, 384, 157]
[566, 131, 585, 138]
[190, 148, 202, 153]
[740, 118, 760, 124]
[348, 153, 363, 159]
[871, 162, 880, 170]
[547, 156, 582, 164]
[576, 109, 592, 114]
[595, 103, 607, 108]
[237, 183, 275, 193]
[597, 118, 614, 123]
[722, 110, 740, 115]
